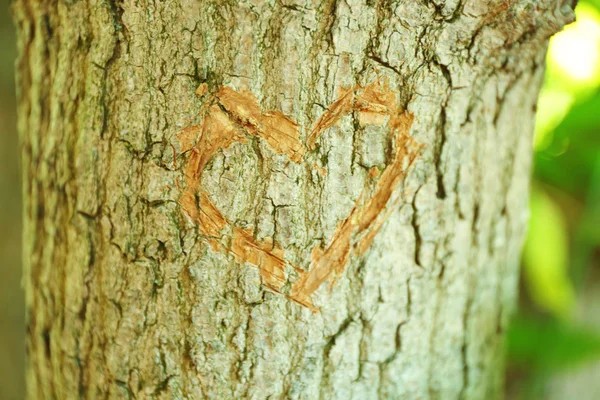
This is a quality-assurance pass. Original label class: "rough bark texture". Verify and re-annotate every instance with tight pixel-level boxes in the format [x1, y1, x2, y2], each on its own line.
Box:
[14, 0, 573, 399]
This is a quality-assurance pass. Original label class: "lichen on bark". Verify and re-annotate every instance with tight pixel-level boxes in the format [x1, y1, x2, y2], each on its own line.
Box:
[14, 0, 574, 399]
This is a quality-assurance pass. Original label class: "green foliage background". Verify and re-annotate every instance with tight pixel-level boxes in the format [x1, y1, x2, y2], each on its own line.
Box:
[507, 1, 600, 398]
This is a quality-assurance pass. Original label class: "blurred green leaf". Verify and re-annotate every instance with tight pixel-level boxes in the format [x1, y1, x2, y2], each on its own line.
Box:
[571, 154, 600, 286]
[533, 88, 574, 150]
[508, 1, 600, 396]
[533, 1, 600, 197]
[545, 3, 600, 93]
[552, 93, 600, 144]
[584, 0, 600, 13]
[523, 187, 575, 317]
[535, 92, 600, 197]
[508, 314, 600, 371]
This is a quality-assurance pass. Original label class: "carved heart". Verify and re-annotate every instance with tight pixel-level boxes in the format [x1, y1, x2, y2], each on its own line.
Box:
[178, 79, 421, 310]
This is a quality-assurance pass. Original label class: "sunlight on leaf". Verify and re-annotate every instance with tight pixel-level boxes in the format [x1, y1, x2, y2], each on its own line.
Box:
[534, 3, 600, 150]
[534, 88, 574, 150]
[548, 3, 600, 87]
[523, 187, 575, 318]
[508, 313, 600, 370]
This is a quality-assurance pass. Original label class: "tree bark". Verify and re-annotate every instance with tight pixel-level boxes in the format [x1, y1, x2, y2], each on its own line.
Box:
[14, 0, 573, 399]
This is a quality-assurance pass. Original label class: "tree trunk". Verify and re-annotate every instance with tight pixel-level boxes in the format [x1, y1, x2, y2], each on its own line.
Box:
[14, 0, 573, 399]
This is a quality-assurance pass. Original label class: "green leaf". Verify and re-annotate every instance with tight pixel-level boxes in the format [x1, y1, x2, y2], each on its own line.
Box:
[522, 187, 575, 318]
[508, 314, 600, 371]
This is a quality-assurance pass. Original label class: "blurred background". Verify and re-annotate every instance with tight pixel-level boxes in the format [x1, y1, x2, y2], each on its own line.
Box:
[506, 1, 600, 398]
[0, 4, 24, 400]
[1, 2, 599, 399]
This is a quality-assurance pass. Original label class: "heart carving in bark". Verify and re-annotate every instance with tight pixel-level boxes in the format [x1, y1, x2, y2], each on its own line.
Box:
[178, 79, 421, 311]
